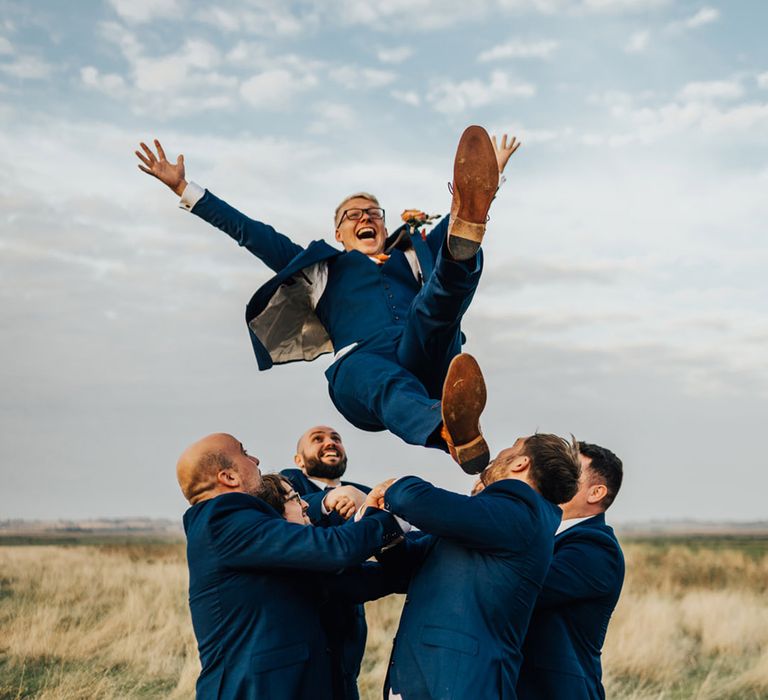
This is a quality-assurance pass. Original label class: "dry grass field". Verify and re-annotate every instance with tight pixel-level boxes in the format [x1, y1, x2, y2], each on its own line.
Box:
[1, 537, 767, 699]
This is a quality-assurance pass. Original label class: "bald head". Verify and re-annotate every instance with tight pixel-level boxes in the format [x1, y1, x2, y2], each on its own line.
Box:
[177, 433, 262, 505]
[294, 425, 348, 481]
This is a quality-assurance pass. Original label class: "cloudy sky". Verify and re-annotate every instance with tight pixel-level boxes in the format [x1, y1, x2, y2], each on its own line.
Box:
[1, 0, 766, 523]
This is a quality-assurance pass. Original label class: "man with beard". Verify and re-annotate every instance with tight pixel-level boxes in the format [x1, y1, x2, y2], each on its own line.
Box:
[367, 434, 581, 699]
[281, 425, 370, 526]
[281, 425, 372, 700]
[177, 432, 403, 699]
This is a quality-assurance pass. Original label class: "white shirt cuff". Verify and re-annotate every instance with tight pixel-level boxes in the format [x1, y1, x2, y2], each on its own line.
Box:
[393, 515, 412, 534]
[179, 181, 205, 211]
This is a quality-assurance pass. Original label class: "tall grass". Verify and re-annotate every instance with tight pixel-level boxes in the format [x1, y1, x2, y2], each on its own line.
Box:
[1, 540, 767, 699]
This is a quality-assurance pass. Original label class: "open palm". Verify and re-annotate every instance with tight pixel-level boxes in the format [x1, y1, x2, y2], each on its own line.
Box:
[135, 139, 187, 196]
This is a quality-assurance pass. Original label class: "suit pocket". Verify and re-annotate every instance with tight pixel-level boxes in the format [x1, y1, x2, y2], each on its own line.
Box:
[418, 626, 478, 699]
[420, 626, 478, 656]
[251, 641, 310, 672]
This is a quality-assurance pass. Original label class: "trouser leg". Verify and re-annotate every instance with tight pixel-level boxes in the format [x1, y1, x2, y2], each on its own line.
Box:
[397, 239, 483, 397]
[326, 350, 445, 449]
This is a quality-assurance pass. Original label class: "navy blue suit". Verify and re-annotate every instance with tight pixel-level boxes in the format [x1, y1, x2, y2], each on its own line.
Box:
[183, 491, 402, 699]
[280, 468, 372, 700]
[517, 514, 625, 700]
[380, 477, 563, 699]
[191, 191, 482, 448]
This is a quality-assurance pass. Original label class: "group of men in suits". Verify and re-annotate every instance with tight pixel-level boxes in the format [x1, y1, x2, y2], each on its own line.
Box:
[140, 124, 626, 697]
[175, 425, 624, 699]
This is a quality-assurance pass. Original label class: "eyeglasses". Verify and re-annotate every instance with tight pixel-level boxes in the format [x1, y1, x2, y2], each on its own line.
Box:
[339, 207, 385, 224]
[283, 491, 303, 506]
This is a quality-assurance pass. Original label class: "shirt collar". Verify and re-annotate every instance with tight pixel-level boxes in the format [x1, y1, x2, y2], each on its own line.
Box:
[307, 475, 341, 490]
[556, 515, 595, 535]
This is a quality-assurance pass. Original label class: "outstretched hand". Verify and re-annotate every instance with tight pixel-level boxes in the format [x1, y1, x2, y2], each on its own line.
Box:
[492, 134, 521, 175]
[135, 139, 188, 196]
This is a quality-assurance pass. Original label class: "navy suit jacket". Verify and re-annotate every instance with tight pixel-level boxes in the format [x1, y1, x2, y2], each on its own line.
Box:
[517, 514, 625, 700]
[280, 468, 373, 700]
[190, 189, 442, 370]
[380, 477, 563, 700]
[183, 491, 401, 699]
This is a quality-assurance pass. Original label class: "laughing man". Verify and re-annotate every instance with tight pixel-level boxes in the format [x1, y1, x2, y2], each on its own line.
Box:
[136, 128, 519, 474]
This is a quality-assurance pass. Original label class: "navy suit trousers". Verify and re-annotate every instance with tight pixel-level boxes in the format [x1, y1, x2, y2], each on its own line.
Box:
[325, 242, 482, 449]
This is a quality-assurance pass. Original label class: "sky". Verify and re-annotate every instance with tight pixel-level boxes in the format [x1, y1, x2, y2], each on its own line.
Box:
[1, 0, 766, 523]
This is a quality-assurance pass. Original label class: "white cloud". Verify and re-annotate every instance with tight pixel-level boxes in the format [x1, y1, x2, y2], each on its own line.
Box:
[94, 27, 238, 116]
[391, 89, 421, 106]
[240, 68, 318, 109]
[0, 56, 52, 79]
[624, 29, 649, 53]
[194, 5, 307, 36]
[0, 36, 12, 54]
[377, 46, 413, 64]
[667, 6, 720, 32]
[578, 0, 668, 10]
[80, 66, 126, 97]
[107, 0, 181, 24]
[330, 65, 396, 88]
[308, 101, 357, 134]
[132, 39, 223, 92]
[684, 6, 719, 27]
[492, 124, 574, 144]
[427, 71, 535, 114]
[679, 80, 744, 102]
[326, 0, 671, 31]
[757, 72, 768, 89]
[584, 96, 768, 146]
[478, 39, 559, 62]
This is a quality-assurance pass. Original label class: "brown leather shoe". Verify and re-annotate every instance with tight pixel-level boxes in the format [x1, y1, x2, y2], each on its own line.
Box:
[441, 353, 490, 474]
[447, 125, 499, 261]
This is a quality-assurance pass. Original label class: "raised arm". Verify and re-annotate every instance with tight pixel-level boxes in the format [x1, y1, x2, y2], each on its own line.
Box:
[136, 139, 187, 196]
[135, 138, 303, 272]
[492, 133, 521, 175]
[381, 476, 537, 553]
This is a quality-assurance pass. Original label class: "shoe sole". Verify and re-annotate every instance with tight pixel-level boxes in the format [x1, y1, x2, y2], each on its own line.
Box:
[448, 126, 499, 261]
[442, 353, 490, 474]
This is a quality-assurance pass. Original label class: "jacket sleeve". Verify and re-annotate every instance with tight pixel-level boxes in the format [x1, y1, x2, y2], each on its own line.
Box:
[425, 215, 449, 258]
[384, 476, 536, 553]
[375, 531, 432, 586]
[321, 562, 408, 603]
[302, 491, 337, 526]
[536, 533, 624, 608]
[192, 190, 305, 272]
[208, 499, 402, 573]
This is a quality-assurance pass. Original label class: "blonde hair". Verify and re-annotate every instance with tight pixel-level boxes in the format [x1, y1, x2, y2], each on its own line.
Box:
[334, 192, 380, 227]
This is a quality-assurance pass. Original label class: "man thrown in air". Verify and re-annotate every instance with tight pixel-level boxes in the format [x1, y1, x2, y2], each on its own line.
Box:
[136, 127, 519, 474]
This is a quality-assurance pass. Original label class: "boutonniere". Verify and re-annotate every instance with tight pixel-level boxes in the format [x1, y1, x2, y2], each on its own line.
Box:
[401, 209, 441, 240]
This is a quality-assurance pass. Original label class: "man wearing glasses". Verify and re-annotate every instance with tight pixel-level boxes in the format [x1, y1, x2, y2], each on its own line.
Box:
[136, 127, 519, 474]
[176, 432, 403, 700]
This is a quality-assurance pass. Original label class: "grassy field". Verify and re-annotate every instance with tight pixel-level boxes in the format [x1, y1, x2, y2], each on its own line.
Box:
[1, 537, 767, 699]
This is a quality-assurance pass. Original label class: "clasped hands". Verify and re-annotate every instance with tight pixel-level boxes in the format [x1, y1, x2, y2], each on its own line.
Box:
[355, 478, 397, 519]
[323, 480, 397, 521]
[322, 485, 367, 520]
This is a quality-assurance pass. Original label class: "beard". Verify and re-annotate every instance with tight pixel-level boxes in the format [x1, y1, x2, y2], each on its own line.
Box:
[302, 453, 348, 480]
